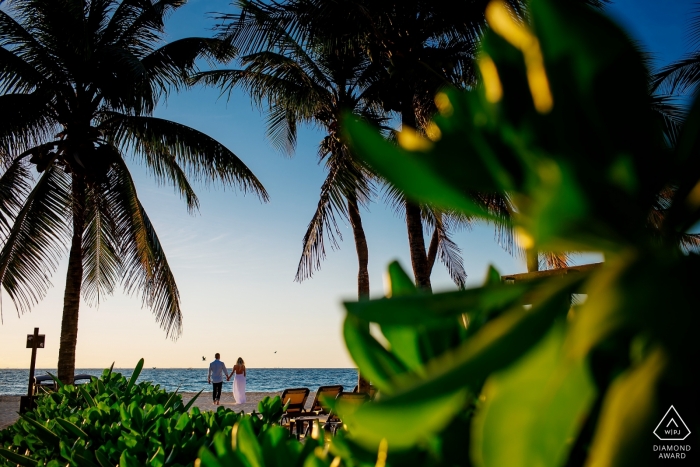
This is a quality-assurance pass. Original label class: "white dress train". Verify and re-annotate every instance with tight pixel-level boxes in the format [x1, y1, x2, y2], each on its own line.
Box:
[233, 373, 246, 404]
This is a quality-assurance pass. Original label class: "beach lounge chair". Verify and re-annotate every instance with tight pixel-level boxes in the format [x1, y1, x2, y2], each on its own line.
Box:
[352, 384, 378, 401]
[323, 391, 370, 436]
[33, 374, 94, 393]
[278, 387, 310, 436]
[294, 385, 343, 438]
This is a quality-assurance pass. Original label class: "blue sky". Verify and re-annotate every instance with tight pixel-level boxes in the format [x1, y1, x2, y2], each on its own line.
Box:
[0, 0, 696, 369]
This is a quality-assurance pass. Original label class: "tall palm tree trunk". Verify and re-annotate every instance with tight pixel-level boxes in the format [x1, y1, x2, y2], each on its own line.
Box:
[57, 175, 85, 385]
[347, 194, 372, 393]
[347, 195, 369, 299]
[406, 199, 431, 290]
[401, 105, 432, 290]
[526, 248, 539, 272]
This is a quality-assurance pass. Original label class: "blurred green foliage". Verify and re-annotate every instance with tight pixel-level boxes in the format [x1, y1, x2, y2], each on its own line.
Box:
[337, 0, 698, 466]
[0, 359, 283, 467]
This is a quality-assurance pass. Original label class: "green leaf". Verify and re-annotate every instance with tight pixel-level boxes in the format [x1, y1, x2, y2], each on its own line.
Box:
[175, 413, 191, 431]
[125, 358, 144, 395]
[471, 321, 595, 467]
[336, 389, 468, 450]
[72, 452, 100, 467]
[344, 280, 534, 327]
[342, 115, 497, 219]
[196, 447, 225, 467]
[232, 418, 264, 467]
[0, 448, 38, 466]
[46, 371, 64, 389]
[79, 385, 96, 408]
[163, 385, 181, 412]
[343, 314, 407, 394]
[586, 347, 668, 467]
[148, 446, 165, 467]
[19, 415, 60, 446]
[183, 389, 203, 412]
[387, 276, 579, 403]
[95, 449, 112, 467]
[386, 261, 417, 297]
[56, 417, 89, 440]
[484, 265, 501, 286]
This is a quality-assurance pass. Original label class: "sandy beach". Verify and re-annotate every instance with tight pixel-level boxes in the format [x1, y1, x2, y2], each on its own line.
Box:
[0, 391, 315, 431]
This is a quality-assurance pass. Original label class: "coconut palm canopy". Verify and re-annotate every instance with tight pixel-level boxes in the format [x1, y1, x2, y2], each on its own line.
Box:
[0, 0, 268, 382]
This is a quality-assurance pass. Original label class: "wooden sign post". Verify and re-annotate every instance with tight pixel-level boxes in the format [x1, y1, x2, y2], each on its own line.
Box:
[20, 327, 45, 414]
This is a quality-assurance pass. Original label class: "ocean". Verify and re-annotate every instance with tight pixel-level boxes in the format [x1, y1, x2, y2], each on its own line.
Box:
[0, 368, 358, 396]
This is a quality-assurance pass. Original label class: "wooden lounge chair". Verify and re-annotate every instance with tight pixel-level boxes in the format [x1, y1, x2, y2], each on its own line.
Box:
[324, 391, 370, 435]
[295, 385, 343, 438]
[278, 387, 310, 436]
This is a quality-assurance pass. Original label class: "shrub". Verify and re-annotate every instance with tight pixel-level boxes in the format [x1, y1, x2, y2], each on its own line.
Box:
[0, 359, 283, 467]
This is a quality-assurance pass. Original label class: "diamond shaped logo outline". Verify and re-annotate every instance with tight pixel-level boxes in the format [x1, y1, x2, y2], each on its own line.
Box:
[653, 405, 691, 441]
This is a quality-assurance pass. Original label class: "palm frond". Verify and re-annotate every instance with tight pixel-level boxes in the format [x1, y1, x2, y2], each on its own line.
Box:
[103, 113, 269, 202]
[0, 7, 69, 85]
[0, 92, 58, 153]
[0, 45, 43, 93]
[110, 156, 182, 338]
[679, 232, 700, 254]
[112, 0, 185, 57]
[437, 225, 467, 289]
[0, 155, 32, 242]
[295, 149, 374, 282]
[651, 94, 685, 147]
[81, 160, 123, 307]
[142, 37, 236, 96]
[294, 163, 346, 282]
[651, 52, 700, 95]
[0, 163, 71, 319]
[540, 251, 571, 270]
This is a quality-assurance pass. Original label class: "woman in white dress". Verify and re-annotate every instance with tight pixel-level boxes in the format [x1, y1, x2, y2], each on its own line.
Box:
[229, 357, 246, 404]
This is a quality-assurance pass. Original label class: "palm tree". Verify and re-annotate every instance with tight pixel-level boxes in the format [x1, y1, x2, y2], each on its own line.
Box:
[0, 0, 268, 383]
[203, 0, 384, 299]
[245, 0, 526, 291]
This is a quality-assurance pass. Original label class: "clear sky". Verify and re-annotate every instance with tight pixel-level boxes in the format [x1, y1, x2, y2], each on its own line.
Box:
[0, 0, 695, 370]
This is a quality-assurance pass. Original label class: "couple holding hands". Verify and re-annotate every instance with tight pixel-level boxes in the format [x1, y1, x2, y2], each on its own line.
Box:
[207, 353, 246, 405]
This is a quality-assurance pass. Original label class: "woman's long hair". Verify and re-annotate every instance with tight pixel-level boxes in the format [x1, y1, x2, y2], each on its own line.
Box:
[237, 357, 245, 365]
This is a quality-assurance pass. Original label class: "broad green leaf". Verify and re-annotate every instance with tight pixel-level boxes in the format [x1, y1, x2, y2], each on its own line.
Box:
[79, 385, 96, 408]
[383, 275, 580, 404]
[484, 265, 501, 286]
[0, 448, 39, 466]
[19, 415, 60, 446]
[386, 261, 417, 297]
[232, 418, 263, 467]
[379, 324, 425, 372]
[342, 116, 497, 219]
[148, 446, 165, 467]
[345, 281, 534, 327]
[471, 321, 595, 467]
[336, 389, 468, 450]
[585, 347, 667, 467]
[343, 314, 407, 393]
[197, 448, 225, 467]
[95, 449, 112, 467]
[56, 417, 89, 440]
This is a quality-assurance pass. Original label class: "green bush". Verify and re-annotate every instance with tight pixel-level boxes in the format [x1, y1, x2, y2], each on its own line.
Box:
[0, 359, 284, 467]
